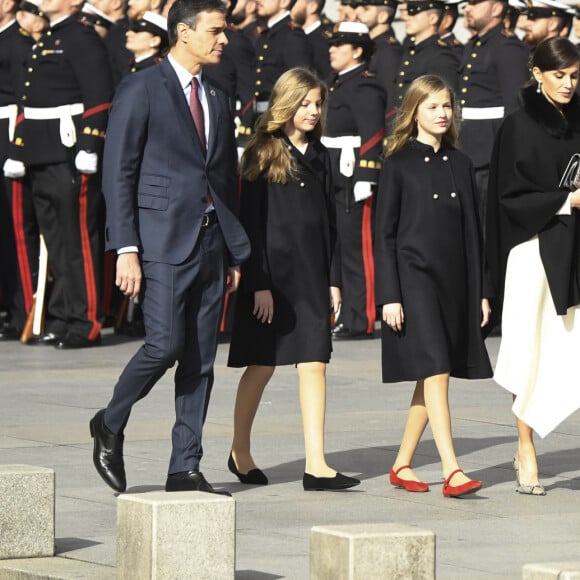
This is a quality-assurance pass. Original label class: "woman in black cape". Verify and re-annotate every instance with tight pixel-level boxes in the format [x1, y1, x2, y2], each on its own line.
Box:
[486, 38, 580, 495]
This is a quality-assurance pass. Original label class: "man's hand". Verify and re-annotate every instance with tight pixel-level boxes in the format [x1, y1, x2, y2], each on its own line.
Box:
[226, 265, 241, 294]
[116, 252, 142, 299]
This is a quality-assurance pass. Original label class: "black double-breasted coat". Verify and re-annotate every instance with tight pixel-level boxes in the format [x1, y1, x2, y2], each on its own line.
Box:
[375, 140, 492, 382]
[228, 136, 337, 367]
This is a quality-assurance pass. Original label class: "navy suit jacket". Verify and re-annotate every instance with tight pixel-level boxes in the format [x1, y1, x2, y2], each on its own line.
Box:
[103, 57, 250, 266]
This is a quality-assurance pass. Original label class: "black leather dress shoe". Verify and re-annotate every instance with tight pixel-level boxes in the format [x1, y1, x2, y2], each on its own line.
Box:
[227, 453, 268, 485]
[89, 409, 126, 492]
[166, 470, 232, 496]
[303, 472, 361, 491]
[55, 333, 102, 349]
[331, 323, 374, 340]
[0, 324, 18, 341]
[27, 332, 61, 346]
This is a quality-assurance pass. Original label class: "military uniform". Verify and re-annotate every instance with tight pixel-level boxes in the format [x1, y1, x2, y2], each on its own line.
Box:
[323, 65, 386, 337]
[0, 20, 37, 336]
[304, 21, 333, 79]
[369, 30, 402, 120]
[393, 34, 459, 107]
[104, 16, 132, 87]
[251, 14, 312, 120]
[458, 22, 528, 222]
[206, 24, 255, 131]
[440, 31, 463, 57]
[9, 14, 113, 346]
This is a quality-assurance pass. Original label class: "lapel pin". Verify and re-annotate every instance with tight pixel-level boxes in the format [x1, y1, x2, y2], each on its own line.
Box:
[210, 89, 216, 96]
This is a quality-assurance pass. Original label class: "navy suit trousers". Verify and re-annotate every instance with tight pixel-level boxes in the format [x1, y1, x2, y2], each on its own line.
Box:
[104, 222, 227, 474]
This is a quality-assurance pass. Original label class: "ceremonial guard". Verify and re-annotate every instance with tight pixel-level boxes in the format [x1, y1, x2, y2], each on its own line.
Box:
[0, 0, 30, 339]
[355, 0, 402, 120]
[248, 0, 312, 134]
[79, 2, 114, 38]
[438, 0, 463, 57]
[503, 0, 527, 32]
[459, 0, 528, 222]
[102, 12, 132, 86]
[521, 0, 573, 51]
[291, 0, 333, 79]
[4, 0, 113, 348]
[323, 22, 386, 339]
[205, 0, 255, 122]
[125, 10, 168, 72]
[393, 0, 459, 107]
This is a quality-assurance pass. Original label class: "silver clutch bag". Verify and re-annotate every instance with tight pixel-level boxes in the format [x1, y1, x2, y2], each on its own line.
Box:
[559, 153, 580, 190]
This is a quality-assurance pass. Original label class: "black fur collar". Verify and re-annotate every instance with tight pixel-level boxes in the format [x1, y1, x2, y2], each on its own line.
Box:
[520, 83, 580, 138]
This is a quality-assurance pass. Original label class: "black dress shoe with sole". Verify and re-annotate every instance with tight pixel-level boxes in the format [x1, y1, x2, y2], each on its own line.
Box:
[165, 470, 232, 496]
[227, 453, 268, 485]
[89, 409, 126, 492]
[27, 332, 62, 346]
[55, 333, 102, 349]
[303, 472, 360, 491]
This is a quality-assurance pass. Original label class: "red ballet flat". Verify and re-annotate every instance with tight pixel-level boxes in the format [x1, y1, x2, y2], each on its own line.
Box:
[442, 469, 482, 498]
[389, 465, 430, 492]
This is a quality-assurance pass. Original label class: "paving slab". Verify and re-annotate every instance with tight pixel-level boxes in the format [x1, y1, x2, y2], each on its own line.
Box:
[1, 331, 579, 579]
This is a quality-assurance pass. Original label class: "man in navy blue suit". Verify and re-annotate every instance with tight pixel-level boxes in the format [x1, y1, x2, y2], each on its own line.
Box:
[90, 0, 250, 495]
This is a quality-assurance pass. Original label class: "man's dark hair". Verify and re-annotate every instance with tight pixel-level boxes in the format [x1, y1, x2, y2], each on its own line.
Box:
[167, 0, 226, 46]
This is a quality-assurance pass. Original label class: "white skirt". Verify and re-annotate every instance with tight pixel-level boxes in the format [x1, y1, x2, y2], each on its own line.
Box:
[494, 236, 580, 437]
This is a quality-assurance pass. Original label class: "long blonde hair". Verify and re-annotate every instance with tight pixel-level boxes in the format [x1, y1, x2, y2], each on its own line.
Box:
[241, 67, 327, 183]
[385, 75, 458, 156]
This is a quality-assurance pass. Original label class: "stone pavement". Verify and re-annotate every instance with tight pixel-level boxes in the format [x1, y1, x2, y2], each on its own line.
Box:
[1, 329, 579, 579]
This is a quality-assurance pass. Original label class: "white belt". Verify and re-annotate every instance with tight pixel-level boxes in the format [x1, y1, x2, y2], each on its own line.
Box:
[23, 103, 84, 147]
[461, 106, 505, 120]
[0, 104, 18, 142]
[254, 101, 269, 113]
[321, 135, 361, 178]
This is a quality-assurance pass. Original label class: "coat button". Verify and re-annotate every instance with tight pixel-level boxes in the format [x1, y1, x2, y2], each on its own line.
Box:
[442, 155, 448, 161]
[300, 182, 305, 187]
[433, 194, 439, 199]
[450, 192, 457, 198]
[424, 156, 430, 162]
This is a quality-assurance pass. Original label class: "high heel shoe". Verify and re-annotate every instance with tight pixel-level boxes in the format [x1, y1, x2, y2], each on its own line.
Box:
[389, 465, 429, 492]
[442, 469, 482, 498]
[303, 472, 360, 491]
[513, 456, 545, 496]
[227, 453, 268, 485]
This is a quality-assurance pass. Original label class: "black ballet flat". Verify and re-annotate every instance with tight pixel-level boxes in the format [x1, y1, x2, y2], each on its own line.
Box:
[228, 453, 268, 485]
[303, 472, 360, 491]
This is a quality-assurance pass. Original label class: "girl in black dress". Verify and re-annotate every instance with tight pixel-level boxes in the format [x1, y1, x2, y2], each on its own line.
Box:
[375, 75, 492, 497]
[227, 68, 359, 492]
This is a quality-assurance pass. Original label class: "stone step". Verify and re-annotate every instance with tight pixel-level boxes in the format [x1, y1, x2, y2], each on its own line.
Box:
[0, 557, 114, 579]
[523, 562, 580, 580]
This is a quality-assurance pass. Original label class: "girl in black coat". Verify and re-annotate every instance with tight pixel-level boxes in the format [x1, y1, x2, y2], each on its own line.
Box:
[487, 38, 580, 495]
[375, 75, 492, 497]
[227, 68, 359, 492]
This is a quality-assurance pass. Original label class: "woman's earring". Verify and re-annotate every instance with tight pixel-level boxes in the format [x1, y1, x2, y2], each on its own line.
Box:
[537, 80, 542, 94]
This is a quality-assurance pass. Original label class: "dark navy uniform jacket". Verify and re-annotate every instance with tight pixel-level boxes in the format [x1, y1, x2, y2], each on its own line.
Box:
[393, 33, 459, 107]
[12, 14, 113, 165]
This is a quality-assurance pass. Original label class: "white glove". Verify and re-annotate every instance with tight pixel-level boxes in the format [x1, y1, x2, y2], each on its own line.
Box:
[3, 158, 26, 178]
[75, 150, 98, 174]
[353, 181, 374, 202]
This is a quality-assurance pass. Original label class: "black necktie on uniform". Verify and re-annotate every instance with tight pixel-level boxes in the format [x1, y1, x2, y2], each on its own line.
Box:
[189, 77, 206, 156]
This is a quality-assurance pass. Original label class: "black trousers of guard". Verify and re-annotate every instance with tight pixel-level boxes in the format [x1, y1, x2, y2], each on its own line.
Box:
[334, 190, 376, 336]
[27, 161, 103, 339]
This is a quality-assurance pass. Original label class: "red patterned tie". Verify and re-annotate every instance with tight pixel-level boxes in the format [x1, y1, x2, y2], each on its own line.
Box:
[189, 77, 206, 156]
